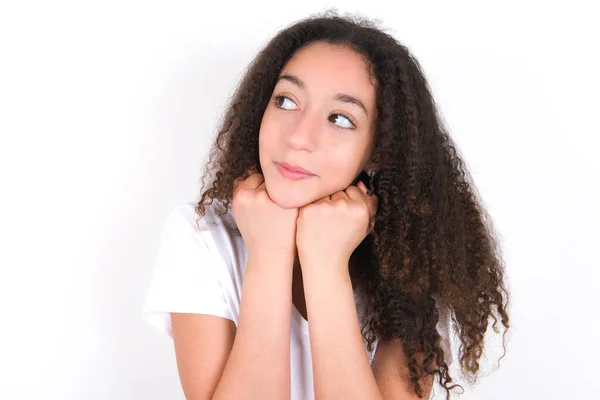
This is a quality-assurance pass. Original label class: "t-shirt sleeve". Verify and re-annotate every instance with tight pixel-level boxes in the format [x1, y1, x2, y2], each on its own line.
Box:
[142, 205, 235, 338]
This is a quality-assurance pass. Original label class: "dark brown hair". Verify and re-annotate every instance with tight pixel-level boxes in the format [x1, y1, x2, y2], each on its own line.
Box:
[194, 9, 510, 399]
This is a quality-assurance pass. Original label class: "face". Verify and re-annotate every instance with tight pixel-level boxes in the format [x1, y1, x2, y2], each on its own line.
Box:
[258, 41, 378, 209]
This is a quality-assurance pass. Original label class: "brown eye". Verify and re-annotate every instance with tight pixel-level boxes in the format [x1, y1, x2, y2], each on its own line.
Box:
[328, 113, 355, 129]
[273, 95, 297, 110]
[272, 95, 356, 130]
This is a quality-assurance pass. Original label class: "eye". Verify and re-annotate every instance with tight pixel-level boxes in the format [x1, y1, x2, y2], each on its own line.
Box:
[272, 95, 298, 110]
[328, 113, 355, 129]
[271, 94, 356, 130]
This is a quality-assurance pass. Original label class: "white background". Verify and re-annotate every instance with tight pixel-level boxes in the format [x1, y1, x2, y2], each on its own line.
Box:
[1, 1, 598, 399]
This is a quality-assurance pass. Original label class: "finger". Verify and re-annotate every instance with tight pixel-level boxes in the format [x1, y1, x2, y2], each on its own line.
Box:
[356, 181, 376, 203]
[236, 170, 264, 192]
[356, 180, 369, 197]
[245, 172, 265, 189]
[347, 184, 378, 218]
[361, 182, 378, 217]
[330, 190, 349, 202]
[314, 195, 330, 204]
[257, 180, 267, 192]
[234, 165, 259, 190]
[233, 175, 243, 192]
[366, 193, 379, 219]
[345, 184, 365, 203]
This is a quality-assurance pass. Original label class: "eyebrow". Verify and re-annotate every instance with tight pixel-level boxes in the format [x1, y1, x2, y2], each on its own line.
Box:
[277, 74, 369, 117]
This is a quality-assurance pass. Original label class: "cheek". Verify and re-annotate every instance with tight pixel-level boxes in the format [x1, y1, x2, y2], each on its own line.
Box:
[258, 134, 276, 169]
[259, 109, 281, 144]
[320, 144, 364, 180]
[258, 121, 278, 164]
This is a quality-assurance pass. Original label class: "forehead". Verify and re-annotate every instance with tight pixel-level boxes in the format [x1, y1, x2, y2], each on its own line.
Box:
[277, 42, 377, 105]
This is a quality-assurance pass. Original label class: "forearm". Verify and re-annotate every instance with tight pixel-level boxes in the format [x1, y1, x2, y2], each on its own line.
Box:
[213, 251, 293, 400]
[302, 262, 382, 400]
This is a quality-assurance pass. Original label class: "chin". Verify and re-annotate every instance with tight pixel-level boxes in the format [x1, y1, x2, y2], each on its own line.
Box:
[264, 181, 317, 209]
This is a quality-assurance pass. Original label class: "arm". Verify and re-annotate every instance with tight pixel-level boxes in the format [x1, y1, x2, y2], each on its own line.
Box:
[372, 339, 434, 400]
[302, 263, 433, 400]
[301, 263, 382, 399]
[211, 251, 294, 400]
[171, 313, 236, 400]
[171, 251, 294, 400]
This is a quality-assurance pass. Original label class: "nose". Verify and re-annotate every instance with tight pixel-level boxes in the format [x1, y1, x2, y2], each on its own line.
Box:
[285, 111, 319, 151]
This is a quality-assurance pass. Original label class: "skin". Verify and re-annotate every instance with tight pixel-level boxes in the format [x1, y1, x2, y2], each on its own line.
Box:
[257, 41, 433, 399]
[258, 41, 378, 210]
[170, 41, 433, 400]
[258, 40, 379, 318]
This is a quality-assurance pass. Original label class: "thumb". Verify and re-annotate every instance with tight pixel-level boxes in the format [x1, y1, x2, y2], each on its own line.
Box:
[357, 181, 378, 219]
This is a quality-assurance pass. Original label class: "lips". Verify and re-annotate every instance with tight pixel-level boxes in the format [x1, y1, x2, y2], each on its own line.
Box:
[275, 162, 315, 180]
[277, 162, 314, 176]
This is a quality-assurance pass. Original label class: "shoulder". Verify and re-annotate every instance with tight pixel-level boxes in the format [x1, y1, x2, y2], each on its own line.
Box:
[160, 201, 242, 273]
[149, 200, 243, 287]
[164, 203, 202, 229]
[142, 202, 239, 336]
[162, 201, 236, 237]
[156, 204, 206, 252]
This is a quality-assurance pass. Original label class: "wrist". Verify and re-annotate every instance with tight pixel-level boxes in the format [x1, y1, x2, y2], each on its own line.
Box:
[247, 248, 295, 271]
[298, 255, 351, 280]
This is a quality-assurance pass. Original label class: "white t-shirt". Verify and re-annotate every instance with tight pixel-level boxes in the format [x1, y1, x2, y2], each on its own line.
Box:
[142, 201, 453, 399]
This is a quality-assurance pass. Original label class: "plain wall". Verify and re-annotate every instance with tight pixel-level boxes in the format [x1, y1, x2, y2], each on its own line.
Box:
[1, 0, 598, 399]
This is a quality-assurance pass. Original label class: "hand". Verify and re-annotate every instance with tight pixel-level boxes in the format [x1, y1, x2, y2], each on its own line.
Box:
[232, 166, 299, 260]
[296, 180, 378, 271]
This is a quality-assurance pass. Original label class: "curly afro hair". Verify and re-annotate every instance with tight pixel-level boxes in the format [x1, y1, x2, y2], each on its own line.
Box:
[194, 9, 510, 399]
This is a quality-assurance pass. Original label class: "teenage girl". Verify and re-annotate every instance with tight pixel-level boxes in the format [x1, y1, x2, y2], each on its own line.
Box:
[143, 10, 510, 400]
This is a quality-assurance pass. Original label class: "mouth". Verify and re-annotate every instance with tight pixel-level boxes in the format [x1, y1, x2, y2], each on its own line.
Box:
[275, 162, 315, 180]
